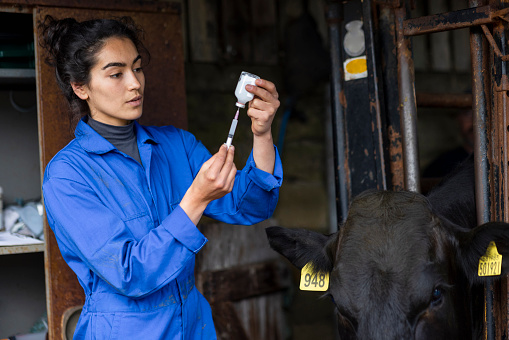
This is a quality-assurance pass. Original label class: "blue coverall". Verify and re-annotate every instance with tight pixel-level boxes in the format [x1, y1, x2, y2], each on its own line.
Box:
[42, 119, 283, 339]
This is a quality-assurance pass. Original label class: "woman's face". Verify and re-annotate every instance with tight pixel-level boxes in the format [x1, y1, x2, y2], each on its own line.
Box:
[73, 37, 145, 126]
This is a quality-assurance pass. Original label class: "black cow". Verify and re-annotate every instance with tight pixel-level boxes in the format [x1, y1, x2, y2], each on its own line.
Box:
[266, 158, 509, 339]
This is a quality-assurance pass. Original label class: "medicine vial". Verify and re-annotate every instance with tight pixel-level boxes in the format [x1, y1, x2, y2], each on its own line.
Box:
[235, 71, 260, 108]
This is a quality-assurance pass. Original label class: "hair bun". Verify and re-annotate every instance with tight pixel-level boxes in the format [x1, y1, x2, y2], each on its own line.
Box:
[39, 15, 78, 65]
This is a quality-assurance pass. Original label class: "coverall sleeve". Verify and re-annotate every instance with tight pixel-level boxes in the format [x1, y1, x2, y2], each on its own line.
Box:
[178, 128, 283, 225]
[43, 165, 207, 298]
[204, 148, 283, 224]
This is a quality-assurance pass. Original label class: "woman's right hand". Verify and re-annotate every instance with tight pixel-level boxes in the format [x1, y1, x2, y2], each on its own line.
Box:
[179, 144, 237, 224]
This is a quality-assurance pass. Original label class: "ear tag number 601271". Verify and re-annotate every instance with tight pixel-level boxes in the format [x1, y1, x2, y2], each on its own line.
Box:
[478, 241, 502, 277]
[300, 262, 329, 291]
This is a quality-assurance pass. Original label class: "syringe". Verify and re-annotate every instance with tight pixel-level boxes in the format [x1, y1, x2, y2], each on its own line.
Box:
[225, 108, 239, 148]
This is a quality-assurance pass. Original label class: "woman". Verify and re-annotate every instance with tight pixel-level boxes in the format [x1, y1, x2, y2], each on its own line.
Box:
[40, 16, 282, 339]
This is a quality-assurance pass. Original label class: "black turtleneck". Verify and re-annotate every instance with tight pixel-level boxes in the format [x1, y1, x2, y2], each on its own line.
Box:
[87, 117, 142, 165]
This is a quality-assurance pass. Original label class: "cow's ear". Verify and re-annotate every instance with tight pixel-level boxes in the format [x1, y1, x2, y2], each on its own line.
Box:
[457, 222, 509, 285]
[265, 226, 337, 273]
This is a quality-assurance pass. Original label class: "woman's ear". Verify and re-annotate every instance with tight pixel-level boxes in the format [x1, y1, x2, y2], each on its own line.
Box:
[71, 82, 89, 100]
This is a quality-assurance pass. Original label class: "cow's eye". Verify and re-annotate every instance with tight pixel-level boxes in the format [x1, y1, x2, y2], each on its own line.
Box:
[431, 287, 443, 305]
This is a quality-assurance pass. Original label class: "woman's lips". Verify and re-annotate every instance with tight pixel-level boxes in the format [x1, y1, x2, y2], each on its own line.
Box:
[127, 95, 143, 106]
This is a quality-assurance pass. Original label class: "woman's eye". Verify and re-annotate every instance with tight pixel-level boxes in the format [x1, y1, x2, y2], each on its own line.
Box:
[110, 73, 121, 78]
[134, 67, 143, 73]
[431, 287, 443, 305]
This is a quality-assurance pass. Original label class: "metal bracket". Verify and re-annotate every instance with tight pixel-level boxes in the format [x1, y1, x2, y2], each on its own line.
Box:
[481, 24, 509, 61]
[492, 7, 509, 23]
[480, 24, 509, 91]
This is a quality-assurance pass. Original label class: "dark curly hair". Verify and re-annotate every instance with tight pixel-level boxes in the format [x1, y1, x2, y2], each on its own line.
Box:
[39, 15, 150, 128]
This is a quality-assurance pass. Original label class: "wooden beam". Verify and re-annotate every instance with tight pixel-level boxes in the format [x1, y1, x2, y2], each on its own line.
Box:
[197, 261, 290, 304]
[0, 0, 180, 13]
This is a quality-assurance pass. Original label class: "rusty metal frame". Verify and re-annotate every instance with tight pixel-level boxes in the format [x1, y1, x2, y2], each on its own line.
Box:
[328, 1, 504, 336]
[330, 0, 508, 337]
[396, 0, 506, 338]
[416, 92, 472, 108]
[403, 5, 494, 36]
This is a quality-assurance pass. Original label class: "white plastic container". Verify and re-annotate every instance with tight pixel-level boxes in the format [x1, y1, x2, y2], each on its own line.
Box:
[234, 71, 260, 108]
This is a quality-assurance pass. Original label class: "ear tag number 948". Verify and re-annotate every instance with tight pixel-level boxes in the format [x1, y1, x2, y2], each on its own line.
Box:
[300, 262, 329, 291]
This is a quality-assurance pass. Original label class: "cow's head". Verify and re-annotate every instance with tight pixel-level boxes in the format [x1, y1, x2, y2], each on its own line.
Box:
[266, 190, 509, 339]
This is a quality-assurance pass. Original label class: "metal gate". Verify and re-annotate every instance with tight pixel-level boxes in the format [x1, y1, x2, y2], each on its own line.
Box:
[327, 0, 509, 337]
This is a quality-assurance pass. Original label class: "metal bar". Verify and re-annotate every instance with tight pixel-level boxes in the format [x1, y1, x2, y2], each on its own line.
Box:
[326, 3, 350, 223]
[395, 3, 420, 192]
[416, 92, 472, 108]
[325, 90, 339, 233]
[469, 31, 490, 227]
[470, 6, 493, 340]
[403, 5, 492, 36]
[470, 1, 495, 337]
[363, 0, 387, 190]
[378, 4, 405, 190]
[491, 18, 509, 339]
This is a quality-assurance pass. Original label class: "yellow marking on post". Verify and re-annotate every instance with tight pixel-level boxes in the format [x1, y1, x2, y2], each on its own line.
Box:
[345, 57, 367, 74]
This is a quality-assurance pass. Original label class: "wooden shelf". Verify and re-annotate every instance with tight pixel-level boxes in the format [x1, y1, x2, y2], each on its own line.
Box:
[0, 243, 44, 255]
[0, 68, 36, 89]
[0, 68, 35, 79]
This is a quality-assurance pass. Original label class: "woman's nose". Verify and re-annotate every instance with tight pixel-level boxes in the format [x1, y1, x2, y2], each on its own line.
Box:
[127, 70, 143, 90]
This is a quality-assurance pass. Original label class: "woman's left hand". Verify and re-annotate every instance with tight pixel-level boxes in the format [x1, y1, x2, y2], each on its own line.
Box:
[246, 78, 280, 137]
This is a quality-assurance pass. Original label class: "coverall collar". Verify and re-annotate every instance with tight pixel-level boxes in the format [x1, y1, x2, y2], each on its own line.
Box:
[75, 117, 158, 154]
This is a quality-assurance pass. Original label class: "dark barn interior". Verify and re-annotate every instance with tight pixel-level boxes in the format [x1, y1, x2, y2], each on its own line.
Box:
[0, 0, 506, 339]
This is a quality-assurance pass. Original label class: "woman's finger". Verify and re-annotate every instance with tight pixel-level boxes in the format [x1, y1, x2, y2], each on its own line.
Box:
[205, 145, 228, 180]
[218, 145, 235, 180]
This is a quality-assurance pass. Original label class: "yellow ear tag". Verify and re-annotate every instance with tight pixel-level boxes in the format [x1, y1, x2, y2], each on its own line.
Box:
[478, 241, 502, 277]
[300, 262, 329, 291]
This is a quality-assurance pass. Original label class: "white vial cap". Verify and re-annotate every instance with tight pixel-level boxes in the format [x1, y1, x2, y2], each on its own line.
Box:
[236, 102, 245, 108]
